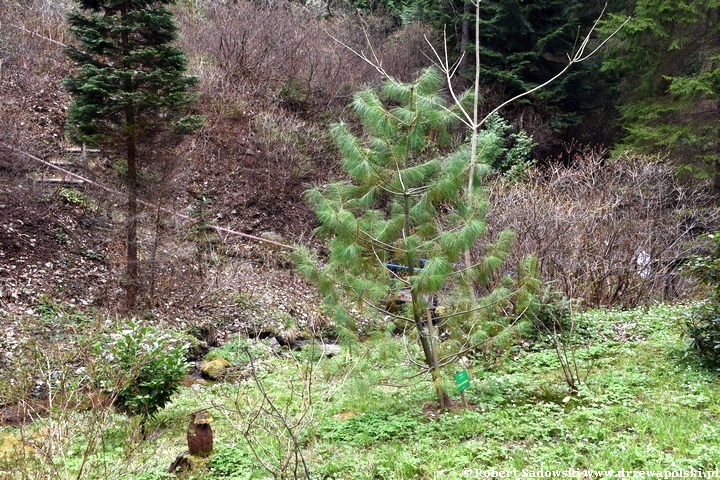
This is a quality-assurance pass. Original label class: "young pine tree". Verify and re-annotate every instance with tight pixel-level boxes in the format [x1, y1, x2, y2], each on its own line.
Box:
[294, 68, 540, 405]
[64, 0, 203, 311]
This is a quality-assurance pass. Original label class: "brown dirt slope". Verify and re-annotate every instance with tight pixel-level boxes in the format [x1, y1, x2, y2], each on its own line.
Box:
[0, 177, 116, 315]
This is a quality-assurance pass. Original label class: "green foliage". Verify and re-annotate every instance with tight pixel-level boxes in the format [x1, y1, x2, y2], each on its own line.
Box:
[208, 445, 259, 478]
[57, 187, 88, 207]
[98, 322, 188, 421]
[602, 0, 720, 178]
[35, 295, 92, 326]
[405, 0, 615, 142]
[205, 335, 269, 364]
[63, 0, 203, 147]
[54, 226, 69, 244]
[186, 194, 219, 274]
[130, 472, 176, 480]
[189, 194, 213, 235]
[482, 114, 536, 179]
[294, 68, 542, 401]
[63, 0, 203, 310]
[316, 410, 425, 447]
[474, 0, 586, 91]
[304, 302, 720, 473]
[80, 247, 106, 261]
[683, 232, 720, 364]
[685, 234, 720, 289]
[345, 0, 410, 17]
[8, 303, 720, 477]
[278, 77, 311, 112]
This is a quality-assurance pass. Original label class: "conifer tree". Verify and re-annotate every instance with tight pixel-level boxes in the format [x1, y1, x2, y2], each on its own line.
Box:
[294, 68, 540, 405]
[602, 0, 720, 192]
[296, 3, 619, 405]
[63, 0, 203, 311]
[403, 0, 617, 147]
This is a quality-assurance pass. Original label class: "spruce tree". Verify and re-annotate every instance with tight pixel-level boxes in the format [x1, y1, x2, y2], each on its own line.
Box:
[404, 0, 617, 148]
[294, 68, 539, 405]
[63, 0, 203, 311]
[602, 0, 720, 192]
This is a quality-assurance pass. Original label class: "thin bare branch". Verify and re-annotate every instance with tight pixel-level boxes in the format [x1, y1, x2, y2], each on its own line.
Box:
[0, 142, 294, 250]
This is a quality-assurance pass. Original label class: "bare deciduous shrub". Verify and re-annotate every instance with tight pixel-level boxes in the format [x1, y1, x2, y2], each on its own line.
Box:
[364, 19, 439, 83]
[1, 2, 68, 162]
[183, 2, 367, 112]
[214, 340, 351, 480]
[179, 2, 435, 112]
[486, 149, 719, 308]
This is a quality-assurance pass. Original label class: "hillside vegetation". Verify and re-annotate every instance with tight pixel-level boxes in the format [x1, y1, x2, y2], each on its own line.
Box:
[2, 304, 720, 478]
[1, 0, 720, 478]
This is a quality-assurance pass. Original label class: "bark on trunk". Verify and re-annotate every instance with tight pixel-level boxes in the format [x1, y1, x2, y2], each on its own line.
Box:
[125, 130, 138, 312]
[457, 0, 473, 89]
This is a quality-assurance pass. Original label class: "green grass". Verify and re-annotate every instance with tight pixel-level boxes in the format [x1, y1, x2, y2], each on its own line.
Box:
[2, 303, 720, 479]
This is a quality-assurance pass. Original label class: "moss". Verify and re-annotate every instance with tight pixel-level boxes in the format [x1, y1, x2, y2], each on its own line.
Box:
[169, 451, 212, 476]
[0, 432, 30, 459]
[200, 356, 231, 380]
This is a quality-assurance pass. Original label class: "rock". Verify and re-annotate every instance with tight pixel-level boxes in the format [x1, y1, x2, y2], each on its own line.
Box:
[320, 343, 342, 357]
[168, 450, 211, 475]
[297, 341, 342, 357]
[186, 340, 209, 361]
[200, 356, 231, 380]
[259, 231, 286, 247]
[267, 336, 281, 352]
[188, 323, 217, 347]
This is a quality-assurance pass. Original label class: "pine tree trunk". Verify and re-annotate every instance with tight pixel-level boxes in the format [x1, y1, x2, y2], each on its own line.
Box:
[404, 190, 435, 375]
[125, 129, 139, 312]
[426, 309, 445, 409]
[121, 2, 137, 313]
[411, 289, 434, 371]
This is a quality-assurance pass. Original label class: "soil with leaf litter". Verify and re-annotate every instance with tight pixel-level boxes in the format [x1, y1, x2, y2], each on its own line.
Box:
[0, 166, 333, 425]
[0, 177, 115, 316]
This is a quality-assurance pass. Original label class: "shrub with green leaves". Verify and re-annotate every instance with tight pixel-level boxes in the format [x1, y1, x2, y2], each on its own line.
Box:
[482, 113, 536, 180]
[99, 323, 189, 423]
[683, 233, 720, 364]
[57, 187, 88, 207]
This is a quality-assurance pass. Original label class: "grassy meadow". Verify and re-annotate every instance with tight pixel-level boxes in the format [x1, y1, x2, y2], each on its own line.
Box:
[1, 303, 720, 479]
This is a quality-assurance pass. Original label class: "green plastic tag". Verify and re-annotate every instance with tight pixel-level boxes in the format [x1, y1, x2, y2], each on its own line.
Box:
[455, 369, 470, 393]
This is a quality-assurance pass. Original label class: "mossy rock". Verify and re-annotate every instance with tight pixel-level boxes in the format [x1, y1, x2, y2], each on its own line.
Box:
[168, 451, 212, 476]
[200, 356, 231, 380]
[0, 432, 29, 459]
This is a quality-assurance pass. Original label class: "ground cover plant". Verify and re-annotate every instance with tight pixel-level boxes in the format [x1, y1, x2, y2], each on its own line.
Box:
[2, 303, 720, 478]
[97, 322, 189, 435]
[4, 0, 720, 478]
